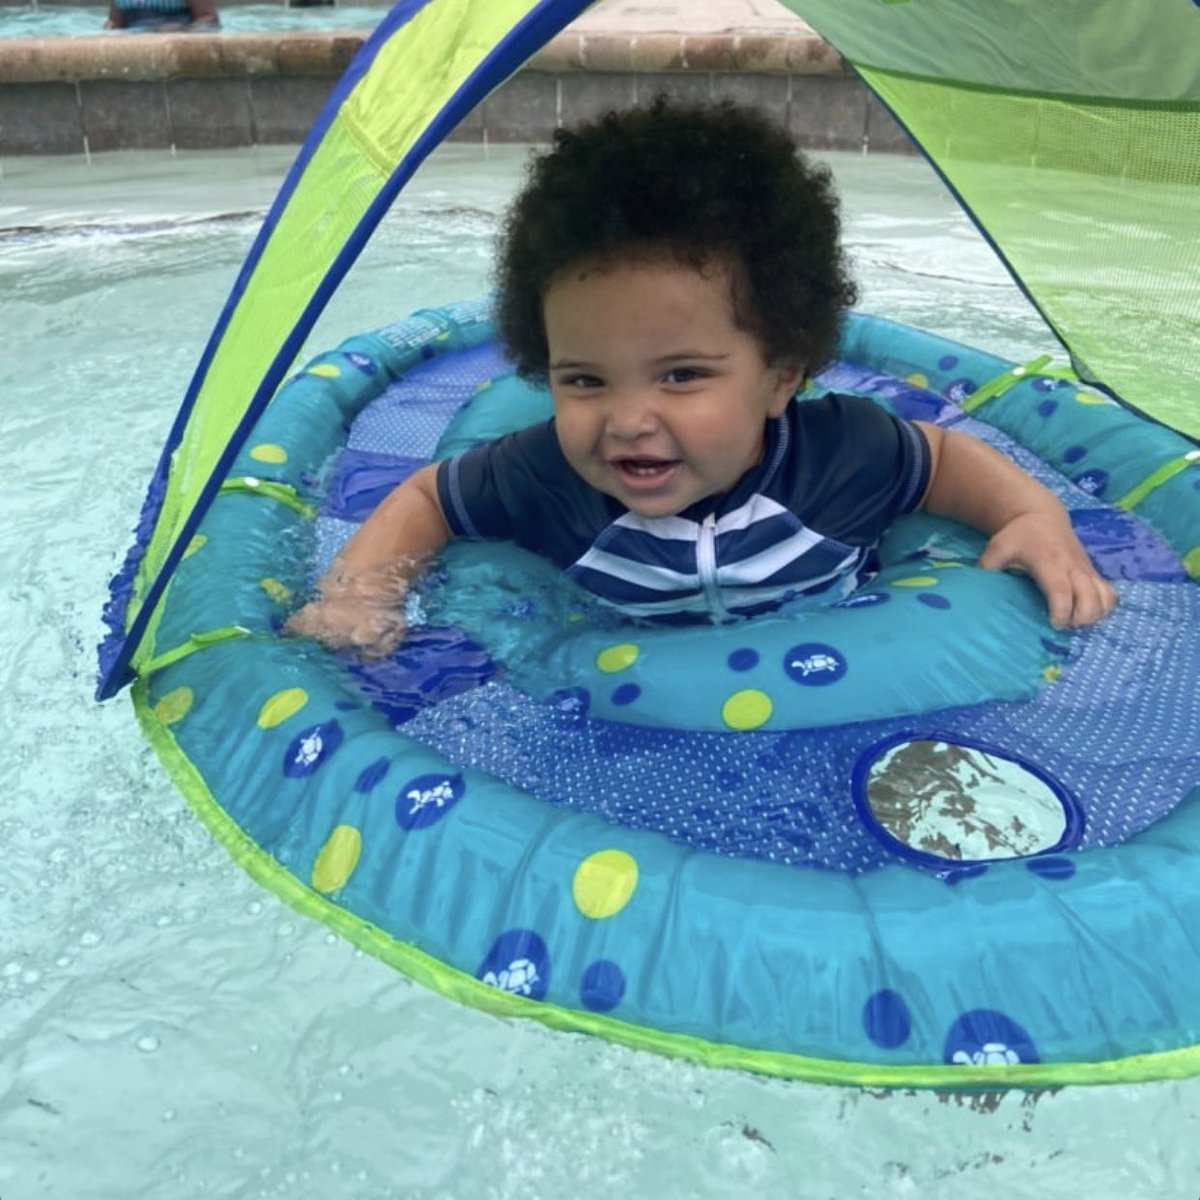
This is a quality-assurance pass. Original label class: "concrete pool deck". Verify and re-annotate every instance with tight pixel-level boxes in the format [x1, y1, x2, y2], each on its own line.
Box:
[0, 0, 912, 156]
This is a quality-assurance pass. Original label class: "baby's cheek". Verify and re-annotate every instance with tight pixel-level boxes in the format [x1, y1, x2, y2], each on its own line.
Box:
[693, 424, 766, 476]
[556, 432, 590, 471]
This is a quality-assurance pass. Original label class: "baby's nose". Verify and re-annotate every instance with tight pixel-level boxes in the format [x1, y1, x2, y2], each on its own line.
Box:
[605, 392, 659, 440]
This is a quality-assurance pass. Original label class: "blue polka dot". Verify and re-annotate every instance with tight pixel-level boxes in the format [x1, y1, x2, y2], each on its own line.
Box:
[611, 683, 641, 706]
[1026, 855, 1076, 881]
[836, 591, 890, 609]
[420, 344, 436, 360]
[354, 757, 390, 793]
[946, 378, 977, 402]
[395, 772, 464, 830]
[863, 989, 912, 1049]
[1037, 399, 1059, 418]
[548, 687, 590, 716]
[344, 350, 377, 375]
[917, 593, 951, 610]
[282, 720, 344, 779]
[580, 960, 626, 1012]
[478, 929, 550, 1001]
[1062, 445, 1087, 464]
[1074, 468, 1109, 497]
[944, 1010, 1040, 1066]
[938, 354, 959, 370]
[1032, 376, 1061, 393]
[784, 643, 847, 686]
[727, 647, 760, 672]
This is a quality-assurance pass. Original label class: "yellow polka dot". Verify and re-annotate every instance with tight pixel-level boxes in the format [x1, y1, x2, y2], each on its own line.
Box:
[891, 575, 939, 588]
[722, 689, 772, 731]
[257, 687, 308, 729]
[905, 372, 929, 388]
[596, 643, 639, 673]
[250, 443, 287, 465]
[259, 577, 293, 605]
[153, 686, 193, 725]
[1072, 390, 1110, 406]
[309, 363, 341, 378]
[183, 534, 207, 560]
[566, 613, 585, 624]
[573, 850, 638, 919]
[1043, 664, 1063, 684]
[927, 559, 966, 570]
[1183, 547, 1200, 580]
[312, 825, 362, 894]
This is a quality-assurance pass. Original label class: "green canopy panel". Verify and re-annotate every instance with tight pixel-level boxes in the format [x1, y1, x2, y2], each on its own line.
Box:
[789, 0, 1200, 439]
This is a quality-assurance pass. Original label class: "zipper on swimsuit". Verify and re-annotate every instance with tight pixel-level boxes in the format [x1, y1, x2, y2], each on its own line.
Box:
[697, 512, 730, 622]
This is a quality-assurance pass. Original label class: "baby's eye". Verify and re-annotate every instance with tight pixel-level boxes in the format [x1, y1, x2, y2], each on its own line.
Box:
[557, 372, 604, 390]
[663, 366, 708, 385]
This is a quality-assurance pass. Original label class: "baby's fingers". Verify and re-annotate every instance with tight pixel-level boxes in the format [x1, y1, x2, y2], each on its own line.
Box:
[1067, 572, 1118, 629]
[353, 618, 407, 661]
[283, 603, 323, 640]
[1039, 568, 1117, 630]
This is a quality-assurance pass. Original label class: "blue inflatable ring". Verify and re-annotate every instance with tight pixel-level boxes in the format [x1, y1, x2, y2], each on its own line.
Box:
[133, 300, 1200, 1088]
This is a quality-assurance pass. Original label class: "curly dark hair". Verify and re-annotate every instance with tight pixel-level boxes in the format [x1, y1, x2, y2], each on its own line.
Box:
[494, 97, 857, 382]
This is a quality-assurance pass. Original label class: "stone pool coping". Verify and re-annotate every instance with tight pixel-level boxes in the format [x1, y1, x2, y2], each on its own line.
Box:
[0, 27, 912, 155]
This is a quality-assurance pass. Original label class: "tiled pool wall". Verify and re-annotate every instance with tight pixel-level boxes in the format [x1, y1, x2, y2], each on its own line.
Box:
[0, 21, 914, 156]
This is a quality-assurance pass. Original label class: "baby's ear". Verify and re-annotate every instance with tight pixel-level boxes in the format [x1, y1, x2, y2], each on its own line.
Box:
[767, 362, 805, 415]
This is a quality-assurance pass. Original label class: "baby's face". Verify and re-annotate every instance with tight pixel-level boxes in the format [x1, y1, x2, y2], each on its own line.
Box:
[543, 257, 802, 519]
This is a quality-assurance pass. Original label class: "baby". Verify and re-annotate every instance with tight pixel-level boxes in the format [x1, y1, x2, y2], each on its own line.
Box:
[287, 99, 1116, 656]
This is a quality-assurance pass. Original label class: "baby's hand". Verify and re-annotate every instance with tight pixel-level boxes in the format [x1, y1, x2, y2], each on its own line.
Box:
[977, 510, 1117, 630]
[283, 565, 411, 659]
[284, 598, 406, 659]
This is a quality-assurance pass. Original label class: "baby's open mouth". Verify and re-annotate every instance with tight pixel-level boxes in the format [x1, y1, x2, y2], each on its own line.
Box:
[613, 457, 680, 480]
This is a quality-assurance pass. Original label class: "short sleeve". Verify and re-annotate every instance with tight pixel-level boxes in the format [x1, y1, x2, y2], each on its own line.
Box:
[434, 420, 611, 564]
[786, 394, 931, 544]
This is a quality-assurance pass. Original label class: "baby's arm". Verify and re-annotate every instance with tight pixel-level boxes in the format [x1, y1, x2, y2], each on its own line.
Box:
[915, 423, 1117, 630]
[285, 464, 451, 657]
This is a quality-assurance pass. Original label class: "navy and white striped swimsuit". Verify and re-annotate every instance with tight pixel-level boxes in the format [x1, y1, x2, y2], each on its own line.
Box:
[435, 393, 930, 624]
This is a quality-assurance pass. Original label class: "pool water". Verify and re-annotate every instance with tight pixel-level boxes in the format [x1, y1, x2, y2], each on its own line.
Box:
[3, 142, 1199, 1198]
[0, 2, 383, 37]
